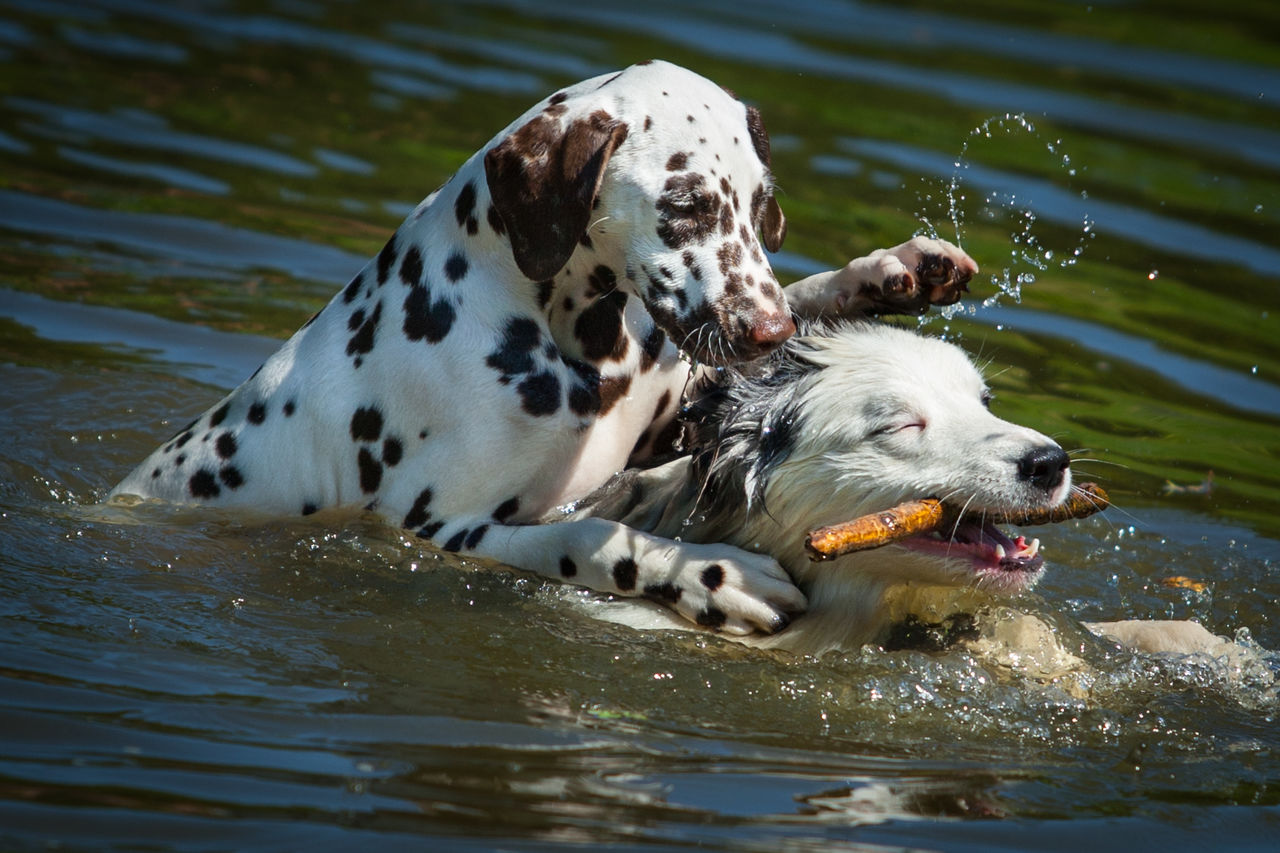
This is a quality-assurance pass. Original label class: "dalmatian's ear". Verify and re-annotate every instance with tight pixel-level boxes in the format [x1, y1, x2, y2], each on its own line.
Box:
[485, 109, 630, 281]
[744, 105, 786, 253]
[763, 195, 787, 253]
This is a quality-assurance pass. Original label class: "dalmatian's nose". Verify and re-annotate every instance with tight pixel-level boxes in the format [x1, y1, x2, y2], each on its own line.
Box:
[1018, 445, 1070, 491]
[746, 310, 796, 353]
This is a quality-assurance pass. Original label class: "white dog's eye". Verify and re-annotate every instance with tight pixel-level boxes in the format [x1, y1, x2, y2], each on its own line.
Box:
[871, 421, 925, 438]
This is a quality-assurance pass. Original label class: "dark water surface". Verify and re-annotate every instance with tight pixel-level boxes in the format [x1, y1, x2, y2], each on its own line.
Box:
[2, 0, 1279, 849]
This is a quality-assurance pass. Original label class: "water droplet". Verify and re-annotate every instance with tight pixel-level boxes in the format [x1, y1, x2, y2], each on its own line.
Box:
[1251, 365, 1258, 375]
[1147, 270, 1159, 280]
[1255, 204, 1264, 213]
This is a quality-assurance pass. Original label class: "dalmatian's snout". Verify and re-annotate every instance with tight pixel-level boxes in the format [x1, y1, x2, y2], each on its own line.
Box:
[741, 303, 796, 355]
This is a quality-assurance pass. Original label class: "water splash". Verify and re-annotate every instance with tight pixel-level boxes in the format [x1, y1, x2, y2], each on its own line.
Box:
[913, 113, 1096, 320]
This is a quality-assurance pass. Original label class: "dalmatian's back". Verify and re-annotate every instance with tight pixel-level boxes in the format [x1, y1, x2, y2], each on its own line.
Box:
[111, 61, 783, 526]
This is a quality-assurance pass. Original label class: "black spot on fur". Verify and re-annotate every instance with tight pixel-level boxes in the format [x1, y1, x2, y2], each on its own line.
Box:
[215, 432, 237, 459]
[492, 496, 520, 522]
[537, 279, 555, 308]
[657, 173, 719, 250]
[444, 252, 469, 283]
[357, 447, 382, 493]
[400, 245, 424, 286]
[188, 468, 220, 499]
[666, 151, 689, 171]
[643, 582, 682, 604]
[347, 300, 382, 358]
[574, 289, 629, 362]
[247, 402, 266, 425]
[348, 308, 365, 331]
[151, 468, 161, 479]
[350, 406, 383, 442]
[701, 564, 724, 591]
[565, 358, 602, 416]
[302, 502, 318, 516]
[696, 607, 727, 629]
[174, 430, 194, 449]
[559, 556, 577, 578]
[209, 403, 230, 428]
[585, 264, 616, 296]
[640, 325, 665, 371]
[420, 520, 445, 539]
[486, 317, 541, 379]
[517, 371, 561, 416]
[454, 180, 478, 229]
[342, 272, 364, 304]
[612, 558, 638, 592]
[403, 286, 455, 343]
[442, 529, 468, 552]
[283, 399, 296, 417]
[403, 487, 434, 529]
[464, 524, 489, 549]
[377, 233, 397, 285]
[219, 466, 244, 489]
[487, 204, 506, 236]
[382, 436, 403, 466]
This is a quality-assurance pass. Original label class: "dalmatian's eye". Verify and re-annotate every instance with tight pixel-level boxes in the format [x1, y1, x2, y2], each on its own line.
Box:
[668, 194, 699, 213]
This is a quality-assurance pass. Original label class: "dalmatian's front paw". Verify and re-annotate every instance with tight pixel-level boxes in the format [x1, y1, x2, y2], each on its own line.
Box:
[643, 544, 806, 635]
[834, 237, 977, 316]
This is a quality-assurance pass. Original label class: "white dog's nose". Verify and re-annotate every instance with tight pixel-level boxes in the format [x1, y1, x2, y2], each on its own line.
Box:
[1018, 445, 1070, 491]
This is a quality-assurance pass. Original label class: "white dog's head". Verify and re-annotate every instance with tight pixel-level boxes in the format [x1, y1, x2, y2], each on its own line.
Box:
[484, 60, 793, 364]
[691, 322, 1072, 594]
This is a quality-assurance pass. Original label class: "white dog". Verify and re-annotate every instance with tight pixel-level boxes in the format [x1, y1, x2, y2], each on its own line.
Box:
[560, 321, 1251, 673]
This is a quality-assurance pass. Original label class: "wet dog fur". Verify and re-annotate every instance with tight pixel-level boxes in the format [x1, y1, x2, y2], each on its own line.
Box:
[560, 321, 1251, 672]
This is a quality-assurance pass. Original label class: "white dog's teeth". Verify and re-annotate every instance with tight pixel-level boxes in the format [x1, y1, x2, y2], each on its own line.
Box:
[1028, 538, 1041, 557]
[994, 544, 1006, 560]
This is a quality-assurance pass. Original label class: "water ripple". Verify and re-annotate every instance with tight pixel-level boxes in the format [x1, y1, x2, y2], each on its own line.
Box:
[474, 0, 1280, 172]
[57, 146, 229, 195]
[841, 137, 1280, 278]
[0, 189, 363, 284]
[7, 97, 317, 176]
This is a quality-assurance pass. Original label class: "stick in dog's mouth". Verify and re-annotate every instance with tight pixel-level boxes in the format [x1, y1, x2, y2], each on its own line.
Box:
[804, 483, 1110, 565]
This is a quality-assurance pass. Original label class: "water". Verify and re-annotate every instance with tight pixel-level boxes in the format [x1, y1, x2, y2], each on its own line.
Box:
[2, 0, 1280, 849]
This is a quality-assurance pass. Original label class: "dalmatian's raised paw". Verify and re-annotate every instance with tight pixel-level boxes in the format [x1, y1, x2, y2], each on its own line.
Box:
[647, 543, 807, 635]
[785, 236, 978, 321]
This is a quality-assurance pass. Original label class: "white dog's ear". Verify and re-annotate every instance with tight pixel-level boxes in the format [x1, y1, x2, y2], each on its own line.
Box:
[744, 105, 786, 252]
[485, 110, 630, 281]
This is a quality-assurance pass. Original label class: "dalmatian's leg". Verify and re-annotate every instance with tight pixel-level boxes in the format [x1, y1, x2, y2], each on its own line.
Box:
[428, 518, 806, 635]
[785, 236, 978, 320]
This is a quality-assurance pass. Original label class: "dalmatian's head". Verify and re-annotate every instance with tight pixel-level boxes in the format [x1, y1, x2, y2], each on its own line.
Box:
[485, 60, 793, 365]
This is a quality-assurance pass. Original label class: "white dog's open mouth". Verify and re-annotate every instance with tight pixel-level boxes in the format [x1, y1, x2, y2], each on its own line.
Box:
[897, 519, 1044, 579]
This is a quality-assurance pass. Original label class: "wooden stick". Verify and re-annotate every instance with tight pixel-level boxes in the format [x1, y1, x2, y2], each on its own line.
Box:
[804, 483, 1110, 562]
[805, 499, 944, 562]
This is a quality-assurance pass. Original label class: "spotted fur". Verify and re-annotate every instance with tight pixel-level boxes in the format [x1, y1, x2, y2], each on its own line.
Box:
[111, 61, 975, 636]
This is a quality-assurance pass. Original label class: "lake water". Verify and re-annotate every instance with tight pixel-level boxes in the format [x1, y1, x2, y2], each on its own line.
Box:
[2, 1, 1279, 850]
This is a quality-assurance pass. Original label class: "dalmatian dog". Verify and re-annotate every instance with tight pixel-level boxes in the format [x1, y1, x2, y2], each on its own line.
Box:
[110, 61, 974, 636]
[562, 321, 1256, 672]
